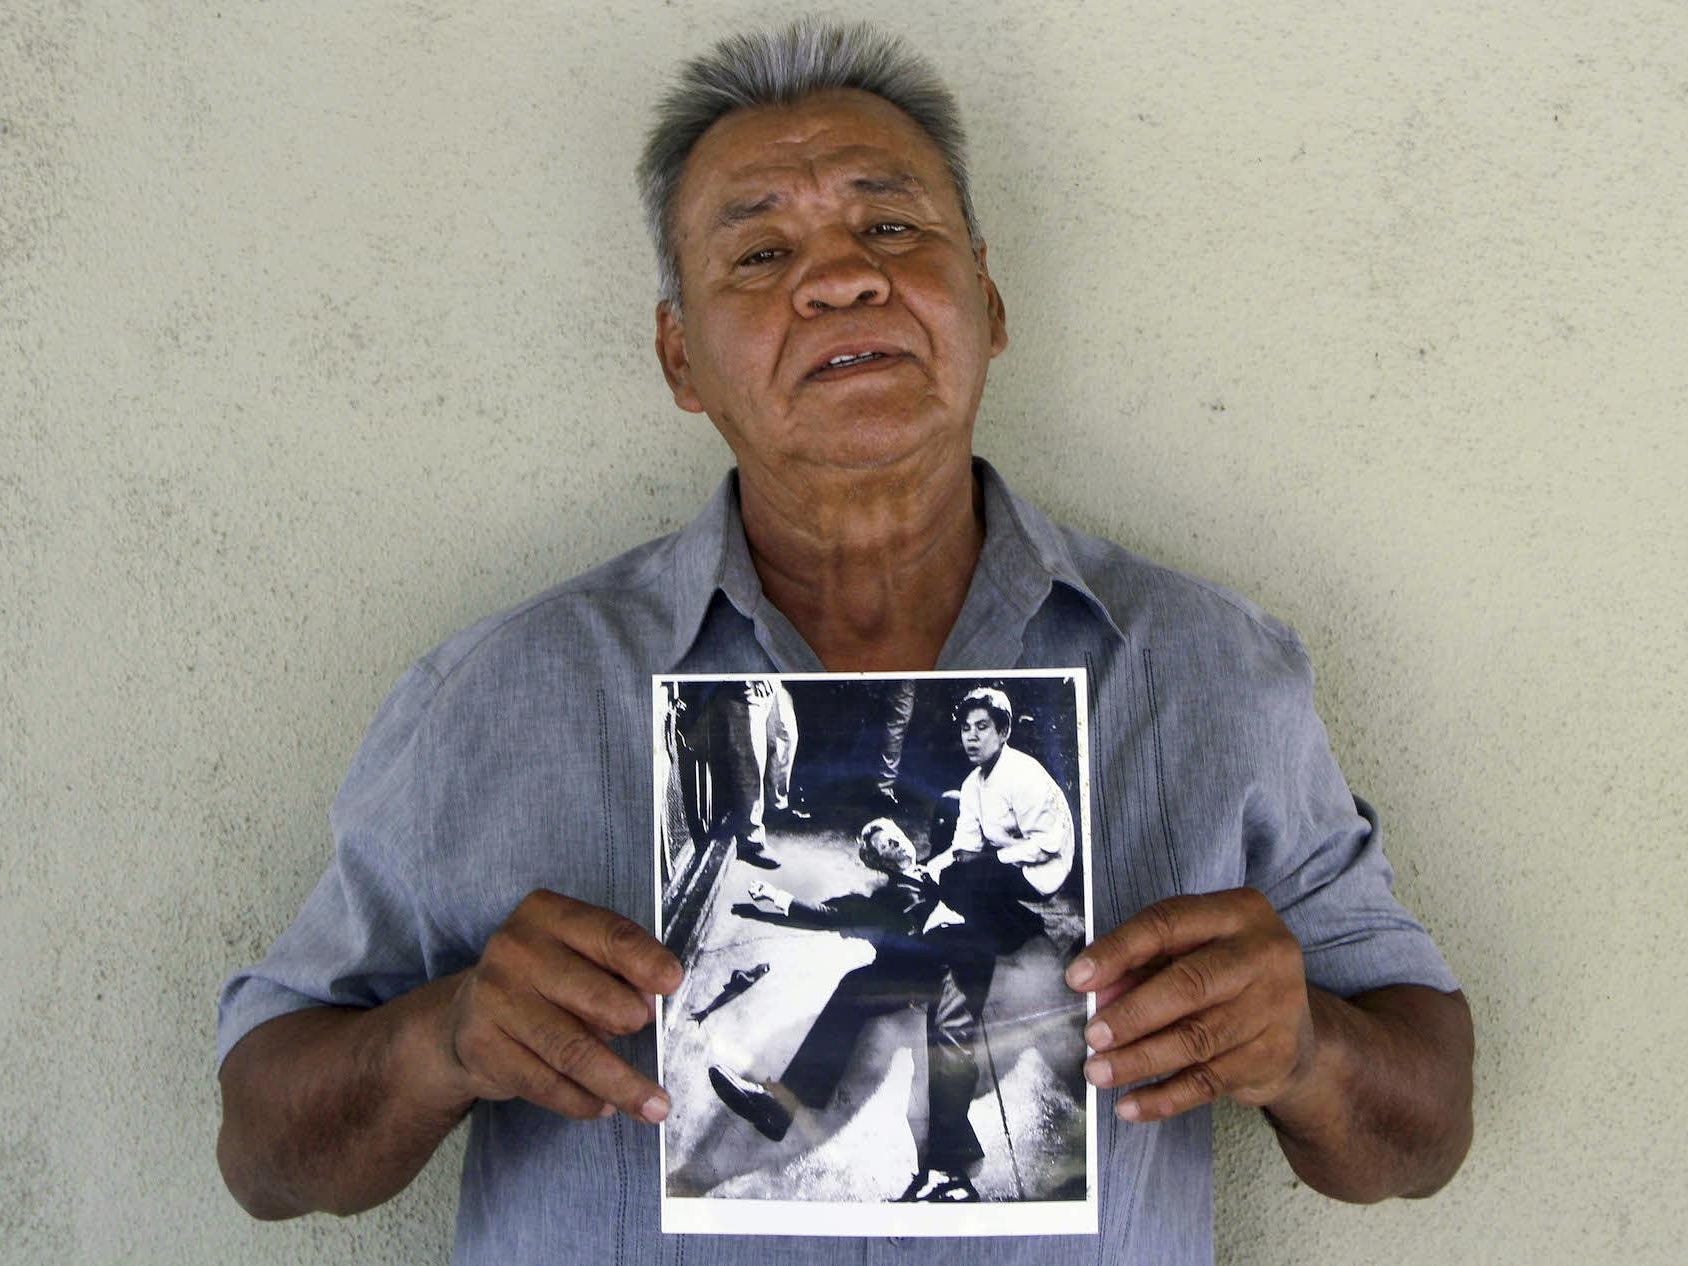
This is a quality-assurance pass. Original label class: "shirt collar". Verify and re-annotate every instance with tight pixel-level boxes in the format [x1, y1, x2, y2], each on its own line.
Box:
[664, 470, 752, 668]
[939, 458, 1130, 665]
[661, 458, 1126, 671]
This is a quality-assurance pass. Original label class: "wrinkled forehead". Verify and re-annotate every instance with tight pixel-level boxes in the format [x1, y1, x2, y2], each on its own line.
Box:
[673, 89, 960, 234]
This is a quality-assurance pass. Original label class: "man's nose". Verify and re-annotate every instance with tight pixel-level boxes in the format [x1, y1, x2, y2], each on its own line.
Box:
[791, 234, 889, 315]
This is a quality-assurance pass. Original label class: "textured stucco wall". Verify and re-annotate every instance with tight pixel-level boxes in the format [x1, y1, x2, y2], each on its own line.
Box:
[3, 2, 1684, 1263]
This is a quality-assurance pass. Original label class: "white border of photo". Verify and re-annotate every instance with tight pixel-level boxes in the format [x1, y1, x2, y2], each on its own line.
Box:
[653, 668, 1098, 1238]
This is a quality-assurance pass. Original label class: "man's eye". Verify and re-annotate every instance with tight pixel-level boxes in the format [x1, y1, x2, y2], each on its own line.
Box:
[738, 248, 784, 267]
[867, 222, 912, 236]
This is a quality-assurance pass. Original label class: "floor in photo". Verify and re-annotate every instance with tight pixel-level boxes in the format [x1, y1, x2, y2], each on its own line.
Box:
[662, 814, 1089, 1204]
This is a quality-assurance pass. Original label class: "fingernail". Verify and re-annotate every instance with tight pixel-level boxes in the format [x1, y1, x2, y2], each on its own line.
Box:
[598, 1102, 616, 1118]
[1084, 1057, 1110, 1087]
[1067, 957, 1096, 988]
[1085, 1020, 1112, 1049]
[1117, 1097, 1142, 1122]
[641, 1095, 670, 1123]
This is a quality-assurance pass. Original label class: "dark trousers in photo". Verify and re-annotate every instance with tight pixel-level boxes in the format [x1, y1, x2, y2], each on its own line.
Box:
[777, 929, 997, 1174]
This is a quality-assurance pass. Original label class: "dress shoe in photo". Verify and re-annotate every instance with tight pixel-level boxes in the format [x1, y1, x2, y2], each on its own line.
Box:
[896, 1168, 981, 1203]
[735, 840, 781, 869]
[708, 1065, 792, 1141]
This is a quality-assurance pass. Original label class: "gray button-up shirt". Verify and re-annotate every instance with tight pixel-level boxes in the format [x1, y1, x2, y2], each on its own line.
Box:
[218, 460, 1456, 1265]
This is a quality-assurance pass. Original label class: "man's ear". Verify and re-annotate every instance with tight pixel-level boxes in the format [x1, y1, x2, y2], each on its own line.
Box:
[974, 242, 1009, 359]
[655, 301, 705, 414]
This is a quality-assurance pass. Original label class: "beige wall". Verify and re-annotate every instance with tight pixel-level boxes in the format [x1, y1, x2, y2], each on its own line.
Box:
[3, 2, 1684, 1263]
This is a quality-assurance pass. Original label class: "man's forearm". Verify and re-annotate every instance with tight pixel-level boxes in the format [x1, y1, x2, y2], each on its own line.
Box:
[995, 831, 1060, 866]
[1263, 984, 1474, 1203]
[216, 974, 474, 1220]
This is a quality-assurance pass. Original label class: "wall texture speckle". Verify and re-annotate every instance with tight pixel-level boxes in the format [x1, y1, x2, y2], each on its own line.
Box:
[3, 2, 1684, 1263]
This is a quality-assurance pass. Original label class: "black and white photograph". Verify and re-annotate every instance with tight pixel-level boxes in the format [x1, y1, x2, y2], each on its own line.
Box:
[653, 671, 1096, 1237]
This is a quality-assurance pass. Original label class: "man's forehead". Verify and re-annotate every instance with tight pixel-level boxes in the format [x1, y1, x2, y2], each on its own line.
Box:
[677, 92, 952, 221]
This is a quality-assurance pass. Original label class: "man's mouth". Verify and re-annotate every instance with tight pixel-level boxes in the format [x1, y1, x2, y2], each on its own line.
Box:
[805, 347, 905, 381]
[825, 351, 884, 368]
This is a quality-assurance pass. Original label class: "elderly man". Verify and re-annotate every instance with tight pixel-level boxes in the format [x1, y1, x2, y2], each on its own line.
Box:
[215, 19, 1472, 1266]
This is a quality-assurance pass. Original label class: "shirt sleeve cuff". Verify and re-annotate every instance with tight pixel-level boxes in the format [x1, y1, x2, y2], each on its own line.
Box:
[215, 976, 339, 1070]
[1300, 927, 1461, 999]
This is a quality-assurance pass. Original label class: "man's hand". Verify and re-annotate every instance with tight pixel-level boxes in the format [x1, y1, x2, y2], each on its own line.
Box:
[217, 889, 682, 1220]
[1066, 887, 1474, 1202]
[1067, 888, 1313, 1122]
[925, 845, 976, 879]
[439, 890, 682, 1125]
[745, 879, 792, 915]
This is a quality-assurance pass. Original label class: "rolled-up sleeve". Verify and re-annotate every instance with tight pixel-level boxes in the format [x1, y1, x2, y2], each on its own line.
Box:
[1242, 639, 1460, 998]
[216, 662, 454, 1067]
[994, 765, 1071, 866]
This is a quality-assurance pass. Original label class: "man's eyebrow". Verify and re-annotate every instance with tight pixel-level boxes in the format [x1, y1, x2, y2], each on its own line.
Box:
[848, 171, 929, 200]
[714, 193, 782, 230]
[710, 172, 932, 232]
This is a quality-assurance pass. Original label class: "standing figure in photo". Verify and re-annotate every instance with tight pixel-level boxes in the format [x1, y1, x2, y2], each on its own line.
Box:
[710, 818, 997, 1201]
[871, 678, 918, 806]
[721, 676, 803, 868]
[930, 687, 1074, 955]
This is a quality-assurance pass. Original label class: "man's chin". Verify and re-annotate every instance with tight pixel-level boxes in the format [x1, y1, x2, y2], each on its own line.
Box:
[787, 408, 972, 473]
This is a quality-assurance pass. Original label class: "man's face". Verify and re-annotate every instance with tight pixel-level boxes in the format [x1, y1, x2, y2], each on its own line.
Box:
[655, 89, 1008, 475]
[863, 824, 916, 873]
[960, 707, 1005, 766]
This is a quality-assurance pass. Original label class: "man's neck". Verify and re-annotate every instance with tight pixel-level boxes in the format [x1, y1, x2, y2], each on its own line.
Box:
[735, 450, 984, 672]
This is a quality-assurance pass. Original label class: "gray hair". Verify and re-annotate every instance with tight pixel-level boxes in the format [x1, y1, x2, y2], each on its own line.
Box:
[636, 19, 981, 312]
